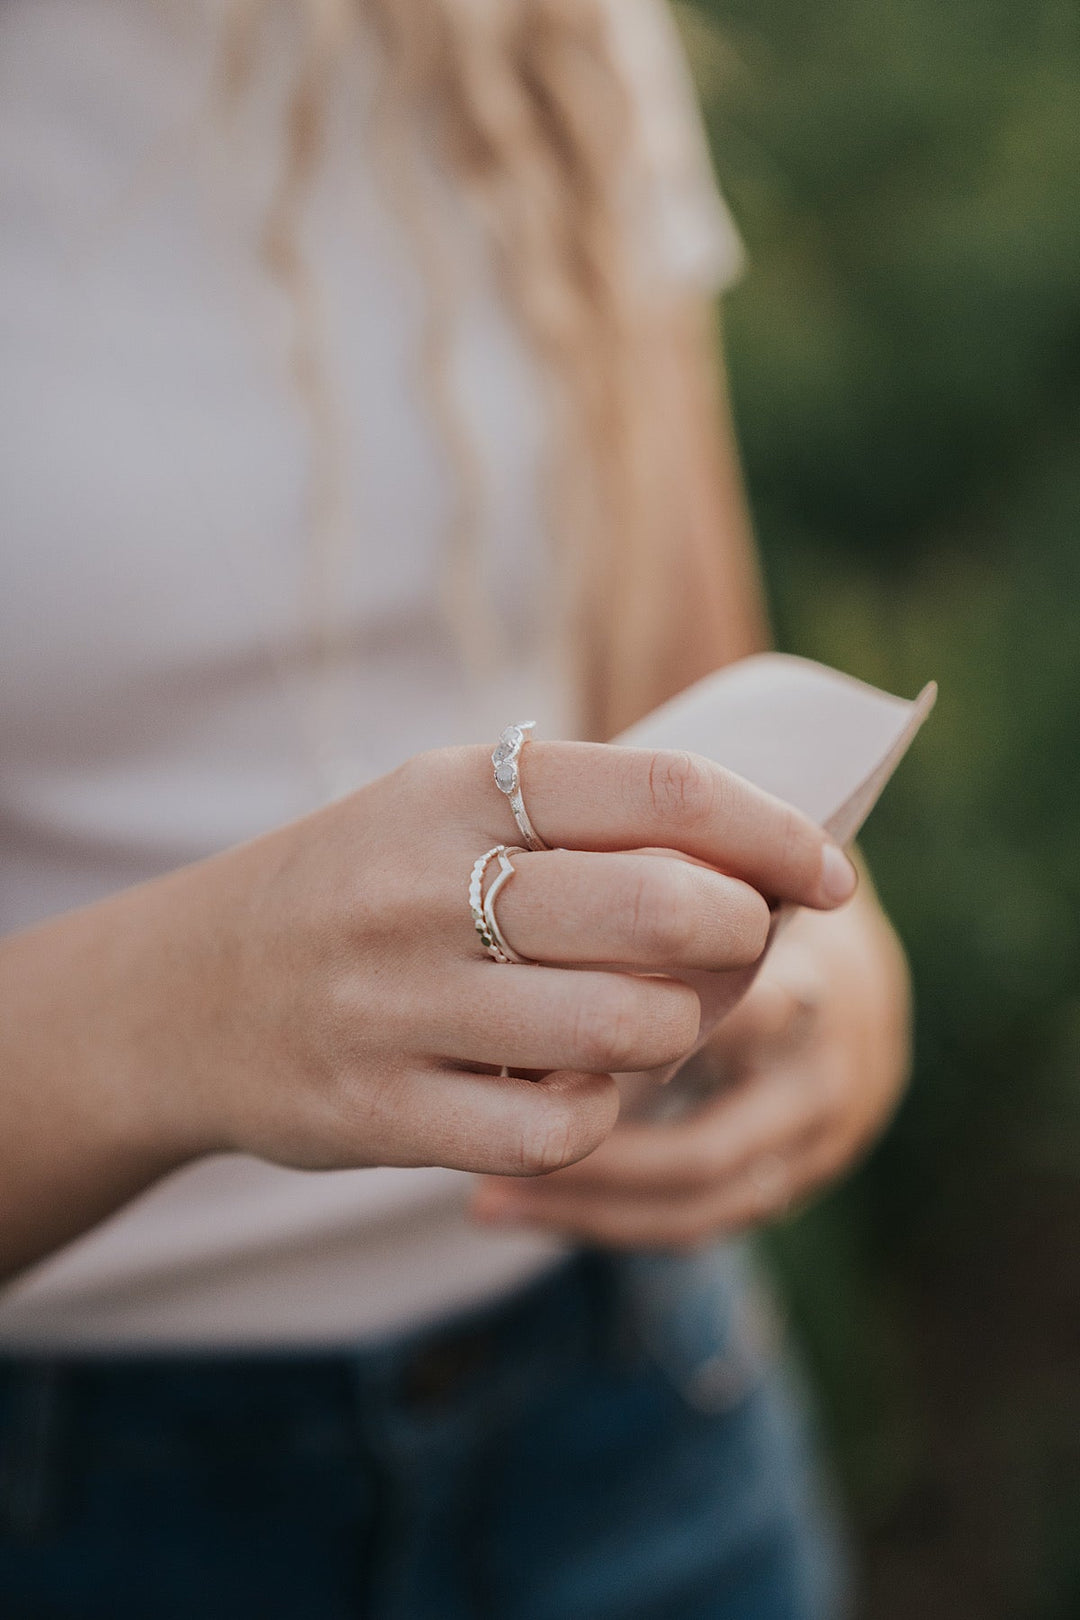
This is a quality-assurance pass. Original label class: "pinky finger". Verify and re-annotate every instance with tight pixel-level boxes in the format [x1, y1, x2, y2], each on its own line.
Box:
[391, 1064, 620, 1178]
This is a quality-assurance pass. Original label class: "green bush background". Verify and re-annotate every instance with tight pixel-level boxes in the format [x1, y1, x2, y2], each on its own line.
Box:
[676, 2, 1080, 1612]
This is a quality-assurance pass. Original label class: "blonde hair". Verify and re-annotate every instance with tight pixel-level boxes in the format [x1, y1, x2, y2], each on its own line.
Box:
[224, 0, 730, 739]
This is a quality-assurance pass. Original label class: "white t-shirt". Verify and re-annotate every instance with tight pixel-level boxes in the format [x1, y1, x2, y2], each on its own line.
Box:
[0, 0, 743, 1349]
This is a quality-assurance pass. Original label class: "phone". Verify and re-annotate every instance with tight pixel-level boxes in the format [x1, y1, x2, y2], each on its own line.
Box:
[612, 653, 936, 1111]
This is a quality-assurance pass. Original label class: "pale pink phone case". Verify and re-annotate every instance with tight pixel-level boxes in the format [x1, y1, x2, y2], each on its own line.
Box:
[611, 654, 937, 1103]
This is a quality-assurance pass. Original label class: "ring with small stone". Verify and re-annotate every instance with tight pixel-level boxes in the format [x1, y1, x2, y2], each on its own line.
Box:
[491, 722, 549, 851]
[469, 845, 532, 965]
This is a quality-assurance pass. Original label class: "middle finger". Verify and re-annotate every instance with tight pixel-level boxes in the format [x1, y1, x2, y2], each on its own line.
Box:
[427, 961, 703, 1075]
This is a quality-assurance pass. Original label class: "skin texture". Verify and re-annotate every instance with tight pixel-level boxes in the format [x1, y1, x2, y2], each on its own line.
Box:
[0, 739, 855, 1280]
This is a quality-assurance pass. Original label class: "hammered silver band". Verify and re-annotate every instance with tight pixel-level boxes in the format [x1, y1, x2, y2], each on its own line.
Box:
[491, 722, 549, 852]
[469, 845, 531, 965]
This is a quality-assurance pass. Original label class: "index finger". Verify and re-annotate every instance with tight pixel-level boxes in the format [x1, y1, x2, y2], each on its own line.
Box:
[493, 743, 858, 912]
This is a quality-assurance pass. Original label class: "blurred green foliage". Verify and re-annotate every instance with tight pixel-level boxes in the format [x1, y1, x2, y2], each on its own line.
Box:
[677, 2, 1080, 1612]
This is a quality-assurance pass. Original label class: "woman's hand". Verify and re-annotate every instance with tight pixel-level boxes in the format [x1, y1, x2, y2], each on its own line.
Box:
[470, 879, 910, 1247]
[0, 741, 857, 1274]
[161, 743, 859, 1177]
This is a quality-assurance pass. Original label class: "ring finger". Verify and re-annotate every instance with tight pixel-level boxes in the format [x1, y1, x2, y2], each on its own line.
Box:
[490, 848, 771, 973]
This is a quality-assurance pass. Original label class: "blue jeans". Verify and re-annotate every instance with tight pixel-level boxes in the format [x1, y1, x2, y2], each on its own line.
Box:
[0, 1246, 846, 1619]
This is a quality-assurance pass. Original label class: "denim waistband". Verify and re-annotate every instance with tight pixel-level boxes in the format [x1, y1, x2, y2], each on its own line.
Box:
[0, 1255, 604, 1529]
[0, 1243, 778, 1544]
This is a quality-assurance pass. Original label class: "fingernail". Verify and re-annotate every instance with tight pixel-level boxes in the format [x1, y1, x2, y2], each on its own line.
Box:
[819, 844, 858, 905]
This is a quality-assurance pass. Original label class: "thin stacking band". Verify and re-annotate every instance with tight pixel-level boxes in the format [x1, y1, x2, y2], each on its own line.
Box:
[468, 845, 531, 965]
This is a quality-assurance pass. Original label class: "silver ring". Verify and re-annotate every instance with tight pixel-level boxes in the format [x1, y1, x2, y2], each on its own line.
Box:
[492, 722, 549, 851]
[469, 845, 532, 964]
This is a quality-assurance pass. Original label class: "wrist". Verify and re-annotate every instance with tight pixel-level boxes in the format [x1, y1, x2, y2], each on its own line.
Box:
[110, 859, 242, 1165]
[25, 868, 228, 1168]
[0, 880, 217, 1275]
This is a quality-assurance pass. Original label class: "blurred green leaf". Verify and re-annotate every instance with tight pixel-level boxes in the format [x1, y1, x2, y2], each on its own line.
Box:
[677, 1, 1080, 1607]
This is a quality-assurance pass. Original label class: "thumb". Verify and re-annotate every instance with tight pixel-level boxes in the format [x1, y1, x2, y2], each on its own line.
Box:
[708, 940, 825, 1061]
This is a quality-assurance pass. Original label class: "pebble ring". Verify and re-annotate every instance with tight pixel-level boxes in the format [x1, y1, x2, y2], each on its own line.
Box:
[491, 722, 550, 851]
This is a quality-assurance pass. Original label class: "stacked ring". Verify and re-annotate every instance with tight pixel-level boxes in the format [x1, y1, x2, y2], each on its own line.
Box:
[469, 845, 532, 965]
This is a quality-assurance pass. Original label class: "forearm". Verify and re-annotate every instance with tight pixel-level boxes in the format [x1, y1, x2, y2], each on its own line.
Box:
[662, 299, 771, 672]
[0, 871, 218, 1280]
[618, 295, 770, 732]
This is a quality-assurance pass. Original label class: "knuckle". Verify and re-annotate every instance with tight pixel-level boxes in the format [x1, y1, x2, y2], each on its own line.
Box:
[646, 750, 718, 831]
[568, 978, 700, 1074]
[570, 980, 640, 1072]
[621, 863, 694, 960]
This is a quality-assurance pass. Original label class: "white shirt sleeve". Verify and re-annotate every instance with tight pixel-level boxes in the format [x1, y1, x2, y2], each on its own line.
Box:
[601, 0, 746, 297]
